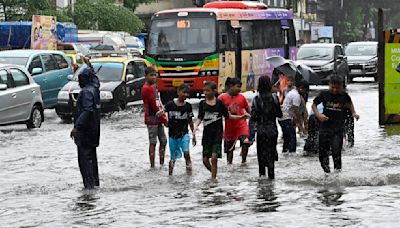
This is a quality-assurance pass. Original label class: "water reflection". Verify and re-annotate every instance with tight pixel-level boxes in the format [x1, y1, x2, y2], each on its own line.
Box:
[74, 191, 99, 212]
[199, 180, 241, 207]
[317, 187, 345, 207]
[250, 179, 280, 213]
[384, 124, 400, 136]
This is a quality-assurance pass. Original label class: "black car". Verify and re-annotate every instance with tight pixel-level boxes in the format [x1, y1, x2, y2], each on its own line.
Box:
[55, 57, 148, 121]
[297, 43, 348, 85]
[345, 41, 378, 82]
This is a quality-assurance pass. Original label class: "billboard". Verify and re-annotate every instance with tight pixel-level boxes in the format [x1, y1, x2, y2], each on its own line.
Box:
[311, 25, 333, 42]
[384, 42, 400, 123]
[31, 15, 57, 50]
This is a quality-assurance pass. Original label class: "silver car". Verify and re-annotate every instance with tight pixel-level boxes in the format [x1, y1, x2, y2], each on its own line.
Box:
[0, 64, 44, 128]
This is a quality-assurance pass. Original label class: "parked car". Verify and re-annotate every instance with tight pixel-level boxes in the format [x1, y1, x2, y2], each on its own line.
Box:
[0, 64, 44, 128]
[297, 43, 348, 85]
[55, 56, 149, 121]
[345, 41, 378, 82]
[0, 50, 73, 108]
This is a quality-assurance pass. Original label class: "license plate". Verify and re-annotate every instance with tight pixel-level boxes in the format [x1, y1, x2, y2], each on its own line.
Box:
[352, 69, 362, 73]
[172, 79, 184, 87]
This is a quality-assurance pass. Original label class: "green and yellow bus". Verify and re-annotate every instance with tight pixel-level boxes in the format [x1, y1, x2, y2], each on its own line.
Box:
[145, 1, 297, 102]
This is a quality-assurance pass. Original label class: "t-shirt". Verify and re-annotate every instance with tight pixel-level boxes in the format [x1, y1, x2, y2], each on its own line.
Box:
[279, 88, 301, 120]
[164, 100, 193, 138]
[218, 93, 250, 141]
[313, 90, 352, 129]
[141, 83, 165, 125]
[198, 99, 229, 146]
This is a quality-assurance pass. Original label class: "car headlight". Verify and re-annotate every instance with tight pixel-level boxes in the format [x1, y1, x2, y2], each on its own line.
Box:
[100, 91, 113, 100]
[321, 63, 334, 71]
[367, 59, 377, 65]
[58, 91, 70, 101]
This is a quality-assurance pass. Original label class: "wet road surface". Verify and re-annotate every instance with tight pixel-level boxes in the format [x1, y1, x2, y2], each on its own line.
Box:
[1, 81, 400, 227]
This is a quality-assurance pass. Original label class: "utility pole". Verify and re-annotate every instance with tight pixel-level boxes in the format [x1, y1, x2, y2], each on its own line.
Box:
[300, 0, 304, 44]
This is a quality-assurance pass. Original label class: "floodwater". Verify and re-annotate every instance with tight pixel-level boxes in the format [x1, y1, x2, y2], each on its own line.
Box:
[1, 81, 400, 227]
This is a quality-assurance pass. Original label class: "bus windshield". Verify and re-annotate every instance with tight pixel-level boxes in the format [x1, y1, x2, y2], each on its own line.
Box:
[148, 17, 216, 55]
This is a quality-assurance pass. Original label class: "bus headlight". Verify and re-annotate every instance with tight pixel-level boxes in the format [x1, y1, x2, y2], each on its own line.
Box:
[199, 70, 219, 76]
[100, 91, 113, 100]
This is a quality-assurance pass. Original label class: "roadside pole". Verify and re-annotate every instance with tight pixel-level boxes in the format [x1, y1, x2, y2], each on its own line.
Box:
[378, 8, 385, 125]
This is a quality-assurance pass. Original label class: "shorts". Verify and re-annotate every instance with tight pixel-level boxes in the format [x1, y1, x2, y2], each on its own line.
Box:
[169, 134, 190, 161]
[224, 135, 249, 153]
[147, 125, 167, 145]
[203, 144, 222, 158]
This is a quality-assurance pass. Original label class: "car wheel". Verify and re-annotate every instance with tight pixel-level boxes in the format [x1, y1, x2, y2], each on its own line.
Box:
[27, 105, 43, 129]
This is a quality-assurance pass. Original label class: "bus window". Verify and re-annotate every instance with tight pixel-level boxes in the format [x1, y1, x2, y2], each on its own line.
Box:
[240, 21, 254, 50]
[219, 21, 228, 51]
[218, 21, 236, 52]
[262, 20, 285, 48]
[288, 20, 297, 47]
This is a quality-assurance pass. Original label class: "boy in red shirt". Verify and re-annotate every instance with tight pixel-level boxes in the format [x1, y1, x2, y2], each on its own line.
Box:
[141, 67, 167, 168]
[219, 77, 251, 165]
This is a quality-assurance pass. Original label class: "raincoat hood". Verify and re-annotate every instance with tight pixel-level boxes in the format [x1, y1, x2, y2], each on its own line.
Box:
[79, 68, 100, 88]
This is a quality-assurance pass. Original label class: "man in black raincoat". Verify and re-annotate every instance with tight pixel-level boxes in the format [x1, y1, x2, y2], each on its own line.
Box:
[70, 68, 101, 189]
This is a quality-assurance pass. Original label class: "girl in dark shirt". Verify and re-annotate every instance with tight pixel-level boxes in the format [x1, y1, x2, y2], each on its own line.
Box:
[249, 76, 283, 179]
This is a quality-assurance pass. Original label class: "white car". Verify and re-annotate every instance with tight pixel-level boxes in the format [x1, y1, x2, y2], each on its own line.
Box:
[0, 64, 44, 128]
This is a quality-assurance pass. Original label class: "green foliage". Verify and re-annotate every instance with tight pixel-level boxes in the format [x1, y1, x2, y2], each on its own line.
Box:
[123, 0, 156, 12]
[70, 0, 144, 35]
[0, 0, 145, 35]
[340, 6, 364, 42]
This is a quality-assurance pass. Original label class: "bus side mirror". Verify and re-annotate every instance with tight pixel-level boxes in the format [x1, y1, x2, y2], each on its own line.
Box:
[397, 63, 400, 73]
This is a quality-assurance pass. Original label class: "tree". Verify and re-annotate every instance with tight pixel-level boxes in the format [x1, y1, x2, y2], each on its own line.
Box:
[123, 0, 156, 12]
[70, 0, 144, 35]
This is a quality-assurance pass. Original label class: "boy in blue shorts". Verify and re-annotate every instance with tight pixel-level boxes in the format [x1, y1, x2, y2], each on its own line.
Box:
[159, 84, 196, 176]
[194, 81, 245, 179]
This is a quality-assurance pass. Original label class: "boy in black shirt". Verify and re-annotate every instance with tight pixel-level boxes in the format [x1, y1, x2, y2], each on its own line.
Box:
[312, 75, 360, 174]
[160, 84, 196, 176]
[194, 81, 245, 179]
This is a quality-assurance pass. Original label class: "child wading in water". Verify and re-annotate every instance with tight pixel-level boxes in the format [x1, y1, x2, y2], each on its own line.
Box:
[312, 75, 359, 174]
[194, 81, 246, 179]
[159, 84, 196, 176]
[249, 76, 283, 179]
[219, 77, 251, 165]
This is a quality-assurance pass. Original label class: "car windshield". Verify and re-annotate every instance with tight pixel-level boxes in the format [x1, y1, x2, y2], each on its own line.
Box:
[0, 57, 28, 66]
[74, 62, 124, 82]
[148, 17, 216, 55]
[345, 45, 377, 56]
[297, 47, 334, 60]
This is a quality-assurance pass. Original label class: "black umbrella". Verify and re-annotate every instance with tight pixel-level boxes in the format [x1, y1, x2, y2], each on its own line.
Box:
[266, 56, 298, 78]
[294, 62, 321, 85]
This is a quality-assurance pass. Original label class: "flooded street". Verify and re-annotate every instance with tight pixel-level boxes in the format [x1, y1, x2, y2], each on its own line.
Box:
[1, 81, 400, 227]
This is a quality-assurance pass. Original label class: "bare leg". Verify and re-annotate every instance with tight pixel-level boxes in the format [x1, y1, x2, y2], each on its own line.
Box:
[169, 160, 175, 176]
[159, 144, 165, 166]
[227, 151, 233, 165]
[184, 153, 192, 175]
[149, 144, 156, 168]
[203, 157, 212, 172]
[211, 154, 218, 179]
[241, 145, 249, 164]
